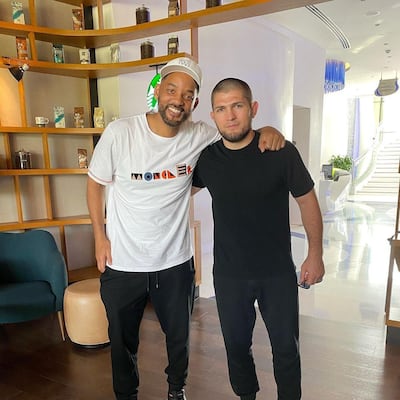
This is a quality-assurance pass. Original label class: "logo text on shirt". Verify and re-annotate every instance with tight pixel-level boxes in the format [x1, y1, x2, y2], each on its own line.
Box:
[131, 163, 193, 181]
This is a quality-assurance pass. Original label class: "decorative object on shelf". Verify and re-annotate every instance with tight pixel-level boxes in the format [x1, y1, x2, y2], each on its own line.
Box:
[206, 0, 221, 8]
[136, 5, 150, 24]
[93, 107, 105, 128]
[35, 116, 49, 127]
[15, 149, 31, 169]
[78, 148, 88, 168]
[110, 43, 120, 63]
[54, 106, 65, 128]
[15, 37, 28, 60]
[8, 63, 29, 81]
[11, 1, 25, 24]
[140, 39, 154, 59]
[168, 0, 179, 17]
[52, 44, 65, 63]
[324, 59, 345, 93]
[72, 8, 84, 30]
[79, 48, 90, 64]
[374, 76, 399, 97]
[147, 73, 161, 112]
[74, 107, 85, 128]
[167, 35, 179, 55]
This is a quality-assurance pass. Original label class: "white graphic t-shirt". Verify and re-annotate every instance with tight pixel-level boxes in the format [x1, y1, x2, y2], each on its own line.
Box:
[88, 114, 219, 272]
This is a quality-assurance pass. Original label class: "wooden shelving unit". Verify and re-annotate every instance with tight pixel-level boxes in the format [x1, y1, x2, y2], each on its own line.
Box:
[385, 162, 400, 336]
[0, 0, 323, 282]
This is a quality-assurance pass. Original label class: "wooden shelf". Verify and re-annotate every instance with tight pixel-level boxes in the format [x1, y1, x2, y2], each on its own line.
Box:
[0, 127, 103, 135]
[26, 53, 190, 78]
[0, 168, 89, 176]
[1, 53, 191, 78]
[0, 215, 93, 231]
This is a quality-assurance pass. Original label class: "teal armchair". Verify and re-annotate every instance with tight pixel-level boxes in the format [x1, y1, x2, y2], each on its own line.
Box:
[0, 230, 68, 340]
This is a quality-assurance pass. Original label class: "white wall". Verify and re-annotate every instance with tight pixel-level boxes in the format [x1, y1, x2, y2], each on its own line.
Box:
[268, 26, 325, 225]
[321, 91, 351, 163]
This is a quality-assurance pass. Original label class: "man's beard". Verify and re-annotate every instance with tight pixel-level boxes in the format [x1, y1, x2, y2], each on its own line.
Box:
[158, 103, 190, 127]
[219, 125, 252, 143]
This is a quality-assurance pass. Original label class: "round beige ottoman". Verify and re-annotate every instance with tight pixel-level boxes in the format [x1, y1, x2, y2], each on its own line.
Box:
[64, 278, 109, 347]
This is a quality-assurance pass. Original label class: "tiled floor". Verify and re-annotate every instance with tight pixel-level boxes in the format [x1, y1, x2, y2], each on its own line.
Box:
[199, 195, 400, 328]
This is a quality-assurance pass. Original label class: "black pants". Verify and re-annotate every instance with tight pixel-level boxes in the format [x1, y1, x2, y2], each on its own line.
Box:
[214, 272, 301, 400]
[100, 259, 195, 400]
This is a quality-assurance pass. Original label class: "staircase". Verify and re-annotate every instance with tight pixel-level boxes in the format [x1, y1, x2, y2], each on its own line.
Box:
[354, 138, 400, 200]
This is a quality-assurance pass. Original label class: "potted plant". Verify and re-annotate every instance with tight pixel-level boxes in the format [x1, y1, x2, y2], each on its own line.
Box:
[329, 155, 352, 172]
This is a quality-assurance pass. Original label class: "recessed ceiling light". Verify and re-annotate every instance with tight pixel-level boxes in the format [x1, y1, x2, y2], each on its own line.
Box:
[366, 10, 381, 17]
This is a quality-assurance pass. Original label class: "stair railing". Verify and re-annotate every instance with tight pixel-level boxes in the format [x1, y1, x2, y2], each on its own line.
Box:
[350, 123, 385, 194]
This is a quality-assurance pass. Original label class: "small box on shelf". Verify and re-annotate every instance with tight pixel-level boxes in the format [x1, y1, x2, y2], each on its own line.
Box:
[168, 0, 179, 17]
[93, 107, 105, 128]
[16, 37, 28, 60]
[52, 44, 65, 64]
[74, 107, 85, 128]
[78, 148, 88, 168]
[110, 44, 120, 63]
[72, 8, 84, 30]
[168, 35, 179, 55]
[79, 48, 90, 64]
[11, 1, 25, 24]
[54, 106, 66, 128]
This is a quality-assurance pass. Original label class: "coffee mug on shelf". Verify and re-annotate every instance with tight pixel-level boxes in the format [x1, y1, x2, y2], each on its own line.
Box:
[35, 116, 49, 127]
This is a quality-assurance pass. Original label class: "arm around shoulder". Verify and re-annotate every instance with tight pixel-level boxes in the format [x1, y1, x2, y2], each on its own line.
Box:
[257, 126, 286, 152]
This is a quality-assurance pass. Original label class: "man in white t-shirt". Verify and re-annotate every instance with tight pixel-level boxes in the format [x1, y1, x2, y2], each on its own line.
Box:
[87, 57, 285, 400]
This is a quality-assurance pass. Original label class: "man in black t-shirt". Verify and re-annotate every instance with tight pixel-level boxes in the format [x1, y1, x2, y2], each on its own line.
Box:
[192, 78, 325, 400]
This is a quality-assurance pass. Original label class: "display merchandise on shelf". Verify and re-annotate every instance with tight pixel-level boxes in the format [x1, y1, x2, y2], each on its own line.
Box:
[0, 0, 322, 282]
[0, 0, 325, 77]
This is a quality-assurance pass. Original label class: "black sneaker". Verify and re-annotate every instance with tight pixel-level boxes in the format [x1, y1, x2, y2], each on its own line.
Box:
[167, 389, 186, 400]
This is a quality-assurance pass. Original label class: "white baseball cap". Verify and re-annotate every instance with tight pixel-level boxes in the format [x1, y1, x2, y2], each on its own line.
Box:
[160, 57, 202, 91]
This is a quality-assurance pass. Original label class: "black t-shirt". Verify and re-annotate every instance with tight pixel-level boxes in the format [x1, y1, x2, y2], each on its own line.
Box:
[192, 131, 314, 279]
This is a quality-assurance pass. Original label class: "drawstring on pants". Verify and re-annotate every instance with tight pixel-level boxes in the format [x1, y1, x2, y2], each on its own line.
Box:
[146, 272, 160, 291]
